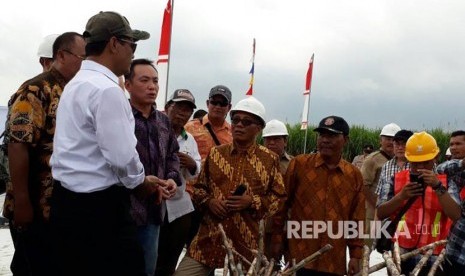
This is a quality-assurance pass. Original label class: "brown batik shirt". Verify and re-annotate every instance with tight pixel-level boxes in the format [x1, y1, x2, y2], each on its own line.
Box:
[2, 68, 66, 221]
[273, 153, 365, 275]
[187, 143, 287, 268]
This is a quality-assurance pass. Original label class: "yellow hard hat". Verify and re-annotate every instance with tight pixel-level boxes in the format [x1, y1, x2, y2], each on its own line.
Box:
[405, 131, 440, 162]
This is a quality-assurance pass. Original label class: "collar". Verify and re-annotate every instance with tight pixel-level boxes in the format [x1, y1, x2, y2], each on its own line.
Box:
[202, 115, 231, 131]
[314, 153, 344, 172]
[80, 60, 119, 85]
[180, 128, 188, 140]
[48, 67, 68, 88]
[230, 142, 257, 157]
[130, 102, 156, 118]
[282, 152, 293, 161]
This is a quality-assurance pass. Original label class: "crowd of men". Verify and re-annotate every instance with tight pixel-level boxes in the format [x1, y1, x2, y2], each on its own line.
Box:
[1, 10, 465, 276]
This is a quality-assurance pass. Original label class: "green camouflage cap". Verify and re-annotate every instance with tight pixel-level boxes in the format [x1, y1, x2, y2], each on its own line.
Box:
[83, 11, 150, 43]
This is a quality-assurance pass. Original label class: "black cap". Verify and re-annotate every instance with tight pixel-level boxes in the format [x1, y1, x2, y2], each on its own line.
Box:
[393, 129, 414, 142]
[209, 85, 232, 103]
[314, 115, 349, 136]
[167, 89, 196, 109]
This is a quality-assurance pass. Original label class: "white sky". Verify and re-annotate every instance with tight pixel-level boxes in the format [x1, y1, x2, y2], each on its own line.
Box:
[1, 0, 465, 131]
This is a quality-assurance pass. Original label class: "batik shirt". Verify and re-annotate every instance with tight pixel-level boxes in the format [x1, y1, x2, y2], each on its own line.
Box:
[436, 159, 465, 265]
[273, 153, 365, 275]
[2, 68, 66, 221]
[187, 143, 286, 268]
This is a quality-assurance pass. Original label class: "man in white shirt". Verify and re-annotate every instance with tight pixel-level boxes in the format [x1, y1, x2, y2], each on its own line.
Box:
[156, 89, 201, 276]
[49, 11, 160, 276]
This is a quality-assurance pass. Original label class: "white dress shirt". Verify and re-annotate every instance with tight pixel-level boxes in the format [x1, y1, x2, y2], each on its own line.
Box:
[165, 131, 200, 222]
[51, 60, 145, 192]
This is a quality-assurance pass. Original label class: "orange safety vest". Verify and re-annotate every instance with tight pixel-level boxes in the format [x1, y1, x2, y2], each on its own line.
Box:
[393, 170, 449, 255]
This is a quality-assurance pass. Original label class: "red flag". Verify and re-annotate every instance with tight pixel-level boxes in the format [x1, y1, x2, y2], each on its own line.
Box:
[157, 0, 172, 64]
[301, 54, 314, 130]
[304, 53, 314, 95]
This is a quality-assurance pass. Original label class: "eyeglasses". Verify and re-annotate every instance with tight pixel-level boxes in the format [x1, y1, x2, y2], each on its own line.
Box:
[117, 38, 137, 53]
[231, 117, 259, 127]
[62, 49, 85, 60]
[208, 100, 229, 107]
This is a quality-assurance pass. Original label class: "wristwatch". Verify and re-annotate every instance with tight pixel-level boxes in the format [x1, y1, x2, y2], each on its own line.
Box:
[433, 182, 447, 196]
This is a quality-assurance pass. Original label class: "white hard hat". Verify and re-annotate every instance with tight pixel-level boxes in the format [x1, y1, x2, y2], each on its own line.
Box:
[262, 119, 288, 137]
[230, 96, 266, 126]
[446, 147, 451, 156]
[37, 34, 60, 58]
[380, 123, 401, 137]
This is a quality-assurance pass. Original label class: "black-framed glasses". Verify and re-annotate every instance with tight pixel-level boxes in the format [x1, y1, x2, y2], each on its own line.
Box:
[231, 117, 259, 127]
[62, 49, 85, 60]
[208, 100, 229, 107]
[117, 38, 137, 53]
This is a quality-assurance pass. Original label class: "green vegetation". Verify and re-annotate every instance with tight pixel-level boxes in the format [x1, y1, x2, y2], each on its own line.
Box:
[278, 123, 452, 163]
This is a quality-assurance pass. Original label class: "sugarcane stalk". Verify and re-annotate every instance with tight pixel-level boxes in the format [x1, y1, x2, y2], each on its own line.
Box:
[224, 255, 229, 276]
[228, 247, 252, 266]
[410, 248, 433, 276]
[393, 241, 401, 272]
[361, 245, 370, 276]
[264, 259, 275, 276]
[427, 249, 446, 276]
[218, 223, 238, 276]
[246, 257, 258, 276]
[257, 220, 265, 273]
[383, 251, 401, 276]
[292, 259, 296, 276]
[280, 244, 333, 276]
[237, 261, 244, 276]
[354, 239, 447, 276]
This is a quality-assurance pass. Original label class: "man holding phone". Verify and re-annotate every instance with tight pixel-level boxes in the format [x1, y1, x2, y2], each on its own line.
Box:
[377, 132, 451, 275]
[175, 97, 286, 276]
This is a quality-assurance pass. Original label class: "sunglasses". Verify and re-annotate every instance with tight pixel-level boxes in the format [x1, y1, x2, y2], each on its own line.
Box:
[208, 100, 229, 107]
[62, 49, 85, 60]
[231, 117, 259, 127]
[117, 38, 137, 53]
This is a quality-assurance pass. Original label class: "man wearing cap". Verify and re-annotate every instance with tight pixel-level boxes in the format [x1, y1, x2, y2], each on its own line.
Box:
[124, 58, 181, 276]
[184, 85, 233, 246]
[272, 115, 365, 276]
[1, 32, 85, 275]
[377, 132, 452, 275]
[375, 130, 413, 207]
[37, 34, 60, 72]
[360, 122, 401, 248]
[351, 144, 374, 169]
[156, 89, 201, 276]
[49, 12, 159, 276]
[175, 97, 286, 276]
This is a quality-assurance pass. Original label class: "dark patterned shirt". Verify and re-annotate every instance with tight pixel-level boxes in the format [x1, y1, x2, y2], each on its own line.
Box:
[129, 105, 181, 225]
[2, 68, 66, 221]
[187, 143, 286, 268]
[436, 159, 465, 265]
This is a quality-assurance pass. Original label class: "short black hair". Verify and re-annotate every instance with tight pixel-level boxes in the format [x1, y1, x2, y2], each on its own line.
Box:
[85, 41, 108, 57]
[193, 109, 207, 120]
[451, 130, 465, 138]
[52, 32, 83, 59]
[124, 58, 157, 81]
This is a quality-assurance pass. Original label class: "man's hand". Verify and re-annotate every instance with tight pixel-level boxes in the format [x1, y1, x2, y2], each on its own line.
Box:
[399, 182, 423, 200]
[348, 258, 360, 275]
[133, 175, 160, 200]
[159, 178, 177, 198]
[226, 194, 252, 212]
[13, 196, 33, 229]
[208, 198, 228, 219]
[417, 169, 440, 187]
[177, 152, 197, 174]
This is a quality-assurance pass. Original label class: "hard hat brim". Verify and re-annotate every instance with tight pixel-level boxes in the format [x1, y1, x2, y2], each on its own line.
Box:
[405, 151, 439, 162]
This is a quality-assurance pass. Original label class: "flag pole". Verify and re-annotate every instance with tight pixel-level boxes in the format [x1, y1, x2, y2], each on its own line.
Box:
[301, 54, 314, 153]
[164, 0, 174, 106]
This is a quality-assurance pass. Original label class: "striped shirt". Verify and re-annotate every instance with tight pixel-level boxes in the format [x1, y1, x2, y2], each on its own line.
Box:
[375, 157, 410, 206]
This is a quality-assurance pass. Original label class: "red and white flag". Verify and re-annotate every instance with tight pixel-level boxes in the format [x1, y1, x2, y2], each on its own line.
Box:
[156, 0, 173, 109]
[301, 54, 314, 130]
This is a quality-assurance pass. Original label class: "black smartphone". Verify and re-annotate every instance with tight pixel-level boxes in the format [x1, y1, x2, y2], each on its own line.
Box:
[232, 184, 247, 196]
[409, 173, 424, 185]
